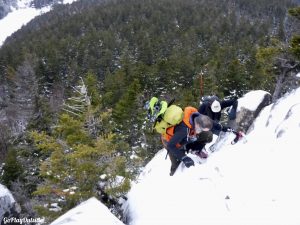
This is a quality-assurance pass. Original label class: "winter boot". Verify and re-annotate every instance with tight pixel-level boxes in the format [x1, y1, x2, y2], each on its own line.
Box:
[170, 169, 176, 176]
[194, 149, 209, 159]
[169, 158, 180, 176]
[231, 131, 244, 145]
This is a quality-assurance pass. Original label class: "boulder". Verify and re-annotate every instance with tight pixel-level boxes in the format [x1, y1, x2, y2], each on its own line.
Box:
[235, 90, 272, 133]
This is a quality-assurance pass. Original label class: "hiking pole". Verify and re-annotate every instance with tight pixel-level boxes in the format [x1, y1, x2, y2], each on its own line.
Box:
[167, 98, 175, 107]
[199, 71, 204, 99]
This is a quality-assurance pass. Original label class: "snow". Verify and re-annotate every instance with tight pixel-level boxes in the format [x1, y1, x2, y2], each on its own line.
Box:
[50, 197, 125, 225]
[124, 88, 300, 225]
[0, 0, 79, 46]
[51, 89, 300, 225]
[63, 0, 78, 4]
[15, 0, 32, 8]
[0, 183, 15, 202]
[0, 6, 50, 46]
[0, 183, 15, 220]
[237, 90, 269, 111]
[3, 0, 299, 224]
[296, 72, 300, 78]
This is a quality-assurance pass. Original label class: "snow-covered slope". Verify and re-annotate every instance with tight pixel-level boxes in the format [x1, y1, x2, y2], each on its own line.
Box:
[0, 183, 15, 220]
[124, 88, 300, 225]
[46, 88, 300, 225]
[50, 197, 125, 225]
[0, 0, 78, 46]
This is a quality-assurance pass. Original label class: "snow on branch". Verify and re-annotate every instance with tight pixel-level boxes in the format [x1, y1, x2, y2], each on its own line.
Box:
[62, 77, 91, 117]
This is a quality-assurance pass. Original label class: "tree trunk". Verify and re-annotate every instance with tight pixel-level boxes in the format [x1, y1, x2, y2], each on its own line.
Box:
[272, 69, 287, 102]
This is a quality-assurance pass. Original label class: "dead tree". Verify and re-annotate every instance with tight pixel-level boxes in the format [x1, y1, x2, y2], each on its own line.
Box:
[272, 58, 299, 102]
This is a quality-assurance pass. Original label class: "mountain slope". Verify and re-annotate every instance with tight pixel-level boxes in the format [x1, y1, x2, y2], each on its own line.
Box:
[0, 0, 298, 141]
[0, 5, 50, 46]
[124, 88, 300, 225]
[0, 0, 78, 46]
[50, 88, 300, 225]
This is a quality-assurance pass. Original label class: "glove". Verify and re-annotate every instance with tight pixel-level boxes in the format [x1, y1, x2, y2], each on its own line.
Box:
[181, 156, 194, 168]
[221, 126, 233, 132]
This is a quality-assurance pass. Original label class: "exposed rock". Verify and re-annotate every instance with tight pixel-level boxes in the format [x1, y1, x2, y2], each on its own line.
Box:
[235, 91, 272, 133]
[0, 183, 21, 222]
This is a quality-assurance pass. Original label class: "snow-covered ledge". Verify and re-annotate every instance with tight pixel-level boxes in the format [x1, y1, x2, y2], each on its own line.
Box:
[50, 197, 124, 225]
[0, 183, 17, 221]
[236, 90, 272, 133]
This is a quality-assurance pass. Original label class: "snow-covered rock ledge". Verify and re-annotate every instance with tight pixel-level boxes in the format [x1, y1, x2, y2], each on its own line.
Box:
[236, 90, 272, 133]
[0, 183, 20, 222]
[50, 197, 124, 225]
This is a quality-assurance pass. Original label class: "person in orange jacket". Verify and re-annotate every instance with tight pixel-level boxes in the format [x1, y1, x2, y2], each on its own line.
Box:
[161, 107, 214, 176]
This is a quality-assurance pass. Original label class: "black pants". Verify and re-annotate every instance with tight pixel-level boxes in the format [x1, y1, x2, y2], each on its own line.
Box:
[169, 149, 184, 176]
[169, 131, 213, 175]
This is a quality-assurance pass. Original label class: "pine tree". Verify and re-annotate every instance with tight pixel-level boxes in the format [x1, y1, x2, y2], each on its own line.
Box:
[112, 78, 142, 144]
[1, 148, 24, 189]
[256, 38, 299, 101]
[84, 71, 102, 106]
[30, 78, 133, 221]
[289, 7, 300, 60]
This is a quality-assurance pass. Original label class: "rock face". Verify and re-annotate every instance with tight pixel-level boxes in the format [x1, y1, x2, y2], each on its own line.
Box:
[0, 183, 20, 222]
[235, 90, 272, 133]
[0, 0, 17, 19]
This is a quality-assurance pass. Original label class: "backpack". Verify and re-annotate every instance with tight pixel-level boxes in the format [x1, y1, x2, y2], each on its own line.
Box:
[161, 106, 198, 143]
[154, 104, 184, 134]
[146, 97, 184, 134]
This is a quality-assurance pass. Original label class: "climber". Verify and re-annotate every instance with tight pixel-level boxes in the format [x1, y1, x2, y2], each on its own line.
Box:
[198, 95, 238, 135]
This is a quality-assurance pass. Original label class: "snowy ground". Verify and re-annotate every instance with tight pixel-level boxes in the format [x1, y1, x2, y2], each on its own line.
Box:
[50, 197, 124, 225]
[124, 88, 300, 225]
[2, 1, 300, 224]
[47, 89, 300, 225]
[0, 0, 78, 46]
[0, 184, 15, 220]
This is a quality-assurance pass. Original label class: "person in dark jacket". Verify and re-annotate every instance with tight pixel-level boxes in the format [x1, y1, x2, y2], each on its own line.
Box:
[162, 107, 228, 176]
[198, 96, 238, 135]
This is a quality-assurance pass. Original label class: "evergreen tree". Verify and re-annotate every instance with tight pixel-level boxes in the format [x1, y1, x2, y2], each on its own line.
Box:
[112, 78, 143, 144]
[289, 7, 300, 59]
[84, 72, 102, 107]
[30, 79, 133, 221]
[1, 148, 24, 189]
[256, 38, 299, 101]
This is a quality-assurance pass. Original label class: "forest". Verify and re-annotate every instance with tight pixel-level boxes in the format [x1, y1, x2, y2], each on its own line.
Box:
[0, 0, 299, 222]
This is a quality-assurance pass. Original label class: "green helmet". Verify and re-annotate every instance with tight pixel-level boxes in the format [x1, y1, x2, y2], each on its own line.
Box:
[146, 97, 168, 122]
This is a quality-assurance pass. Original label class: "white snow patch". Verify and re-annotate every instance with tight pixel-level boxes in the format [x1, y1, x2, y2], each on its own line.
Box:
[237, 90, 270, 111]
[0, 0, 79, 46]
[0, 183, 15, 203]
[0, 6, 51, 45]
[50, 197, 124, 225]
